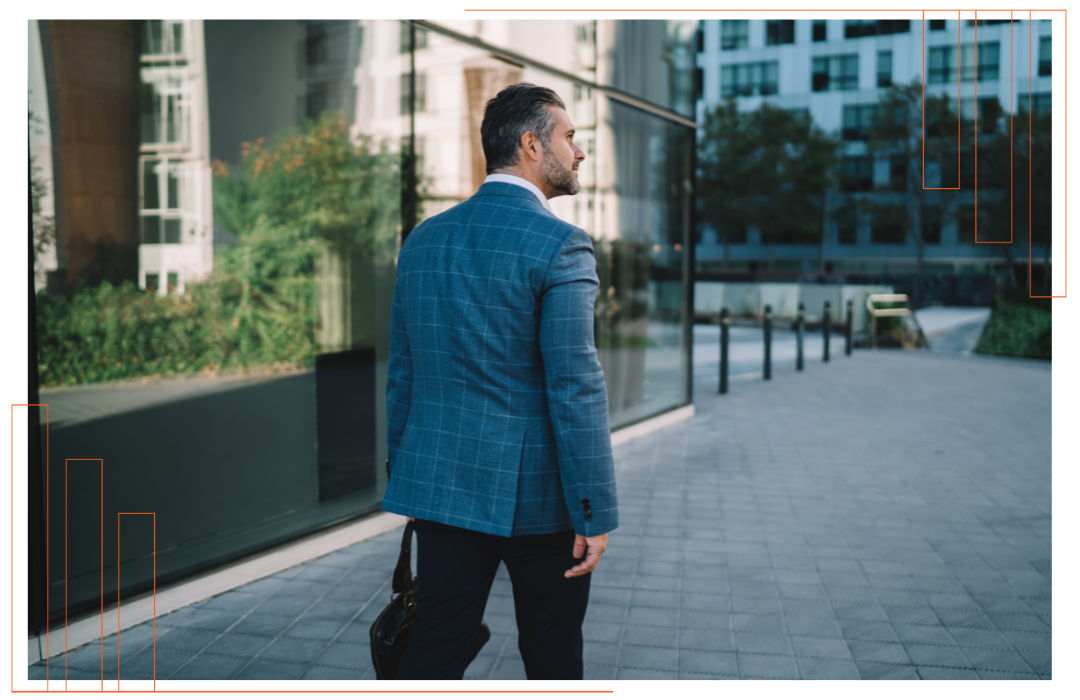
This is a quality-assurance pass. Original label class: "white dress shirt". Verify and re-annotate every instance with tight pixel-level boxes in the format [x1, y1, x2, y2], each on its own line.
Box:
[483, 173, 552, 212]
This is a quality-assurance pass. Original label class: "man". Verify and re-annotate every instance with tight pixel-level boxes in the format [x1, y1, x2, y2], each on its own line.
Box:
[381, 83, 618, 680]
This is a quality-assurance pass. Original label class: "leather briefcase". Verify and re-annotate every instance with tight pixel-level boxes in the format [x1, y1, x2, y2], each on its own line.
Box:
[369, 520, 492, 679]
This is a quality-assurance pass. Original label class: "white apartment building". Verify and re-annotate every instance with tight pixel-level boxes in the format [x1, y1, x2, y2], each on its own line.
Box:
[695, 17, 1053, 275]
[137, 20, 214, 295]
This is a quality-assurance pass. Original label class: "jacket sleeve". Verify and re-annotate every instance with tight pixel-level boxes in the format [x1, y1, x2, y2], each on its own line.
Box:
[539, 227, 618, 537]
[385, 265, 413, 478]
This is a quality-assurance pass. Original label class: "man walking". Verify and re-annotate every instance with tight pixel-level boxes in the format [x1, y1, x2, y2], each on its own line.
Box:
[381, 83, 618, 680]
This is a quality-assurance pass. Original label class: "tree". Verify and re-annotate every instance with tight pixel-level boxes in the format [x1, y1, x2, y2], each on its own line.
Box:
[698, 100, 841, 269]
[977, 102, 1052, 292]
[697, 99, 759, 264]
[856, 79, 961, 277]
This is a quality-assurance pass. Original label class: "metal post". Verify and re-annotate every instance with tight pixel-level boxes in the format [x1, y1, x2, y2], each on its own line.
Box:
[823, 300, 831, 363]
[763, 304, 772, 380]
[719, 308, 729, 394]
[796, 302, 804, 371]
[845, 298, 853, 356]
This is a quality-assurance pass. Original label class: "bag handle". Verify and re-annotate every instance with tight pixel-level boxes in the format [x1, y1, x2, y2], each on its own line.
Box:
[391, 520, 415, 595]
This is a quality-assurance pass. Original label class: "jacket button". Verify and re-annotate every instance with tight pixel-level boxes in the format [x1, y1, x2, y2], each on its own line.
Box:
[584, 513, 593, 521]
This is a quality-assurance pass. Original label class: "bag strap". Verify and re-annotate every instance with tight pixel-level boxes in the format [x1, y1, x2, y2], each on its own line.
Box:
[391, 520, 415, 595]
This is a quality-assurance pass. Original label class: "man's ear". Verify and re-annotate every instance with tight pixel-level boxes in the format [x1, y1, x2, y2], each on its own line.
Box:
[520, 130, 541, 163]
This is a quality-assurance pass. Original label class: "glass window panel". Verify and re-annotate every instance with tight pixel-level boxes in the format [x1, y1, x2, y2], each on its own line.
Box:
[960, 44, 978, 82]
[163, 218, 182, 243]
[140, 82, 161, 143]
[144, 20, 163, 54]
[1039, 37, 1052, 76]
[171, 22, 184, 54]
[978, 42, 999, 81]
[721, 20, 748, 50]
[812, 20, 826, 42]
[166, 162, 180, 209]
[923, 206, 942, 243]
[141, 215, 161, 243]
[877, 50, 892, 87]
[36, 19, 407, 625]
[598, 96, 692, 428]
[143, 159, 160, 209]
[165, 94, 179, 142]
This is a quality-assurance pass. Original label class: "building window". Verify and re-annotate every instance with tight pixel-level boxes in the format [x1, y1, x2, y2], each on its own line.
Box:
[929, 19, 946, 31]
[144, 272, 160, 292]
[140, 74, 187, 145]
[695, 68, 704, 99]
[167, 272, 179, 293]
[140, 157, 183, 245]
[877, 50, 893, 88]
[966, 19, 1019, 27]
[889, 155, 908, 191]
[1039, 37, 1051, 76]
[844, 20, 910, 38]
[812, 54, 858, 91]
[957, 203, 977, 244]
[961, 149, 976, 190]
[142, 20, 184, 56]
[399, 22, 428, 53]
[837, 210, 857, 244]
[928, 43, 1000, 84]
[695, 26, 704, 52]
[840, 156, 874, 192]
[400, 72, 427, 115]
[721, 61, 779, 97]
[305, 23, 329, 67]
[972, 42, 1000, 81]
[1030, 92, 1051, 115]
[765, 20, 795, 46]
[922, 206, 942, 244]
[959, 97, 1002, 135]
[872, 207, 907, 244]
[812, 20, 827, 42]
[842, 104, 878, 141]
[721, 20, 748, 50]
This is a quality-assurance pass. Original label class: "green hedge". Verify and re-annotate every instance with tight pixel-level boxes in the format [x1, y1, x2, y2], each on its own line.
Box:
[973, 294, 1052, 360]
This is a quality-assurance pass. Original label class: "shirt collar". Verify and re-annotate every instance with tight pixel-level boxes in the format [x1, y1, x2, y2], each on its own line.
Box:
[483, 173, 552, 212]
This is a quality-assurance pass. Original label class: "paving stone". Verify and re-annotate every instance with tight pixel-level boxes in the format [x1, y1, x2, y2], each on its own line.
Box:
[677, 649, 738, 675]
[169, 652, 250, 680]
[50, 350, 1049, 682]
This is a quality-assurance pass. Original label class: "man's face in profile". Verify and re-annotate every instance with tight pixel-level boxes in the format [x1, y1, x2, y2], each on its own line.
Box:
[541, 106, 585, 196]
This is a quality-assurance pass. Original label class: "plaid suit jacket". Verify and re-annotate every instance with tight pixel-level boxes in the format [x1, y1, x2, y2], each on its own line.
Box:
[381, 181, 618, 537]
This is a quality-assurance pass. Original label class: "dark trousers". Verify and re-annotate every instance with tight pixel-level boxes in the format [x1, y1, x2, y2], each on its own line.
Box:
[394, 519, 591, 680]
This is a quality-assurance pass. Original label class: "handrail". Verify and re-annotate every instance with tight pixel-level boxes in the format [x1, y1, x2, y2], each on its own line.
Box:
[866, 294, 930, 350]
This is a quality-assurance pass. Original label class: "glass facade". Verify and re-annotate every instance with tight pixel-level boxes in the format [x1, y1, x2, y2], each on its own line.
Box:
[28, 18, 695, 631]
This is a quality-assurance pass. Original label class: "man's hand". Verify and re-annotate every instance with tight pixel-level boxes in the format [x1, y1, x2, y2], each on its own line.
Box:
[406, 517, 416, 523]
[565, 533, 607, 578]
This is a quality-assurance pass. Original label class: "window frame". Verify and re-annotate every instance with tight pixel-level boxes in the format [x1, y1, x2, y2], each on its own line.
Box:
[812, 54, 859, 92]
[765, 20, 795, 46]
[721, 20, 749, 51]
[139, 156, 185, 245]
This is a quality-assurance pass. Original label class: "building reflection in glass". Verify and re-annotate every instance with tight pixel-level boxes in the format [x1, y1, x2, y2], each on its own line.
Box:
[28, 18, 695, 631]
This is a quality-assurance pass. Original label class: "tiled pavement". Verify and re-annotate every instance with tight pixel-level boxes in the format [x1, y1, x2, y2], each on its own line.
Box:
[30, 348, 1051, 681]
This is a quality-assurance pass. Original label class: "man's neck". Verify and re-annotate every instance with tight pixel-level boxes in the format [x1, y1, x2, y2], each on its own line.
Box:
[491, 168, 556, 200]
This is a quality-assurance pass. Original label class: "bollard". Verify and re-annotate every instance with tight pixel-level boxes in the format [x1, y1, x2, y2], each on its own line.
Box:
[823, 300, 831, 363]
[719, 308, 729, 394]
[796, 302, 804, 371]
[763, 304, 772, 380]
[845, 298, 853, 356]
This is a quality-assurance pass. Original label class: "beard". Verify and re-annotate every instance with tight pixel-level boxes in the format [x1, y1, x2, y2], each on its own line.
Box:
[541, 148, 580, 195]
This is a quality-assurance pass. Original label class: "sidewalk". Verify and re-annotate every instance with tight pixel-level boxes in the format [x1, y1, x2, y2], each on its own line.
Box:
[31, 348, 1051, 681]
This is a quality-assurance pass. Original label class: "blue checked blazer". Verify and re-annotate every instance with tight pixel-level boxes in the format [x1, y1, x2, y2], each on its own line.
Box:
[381, 181, 618, 538]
